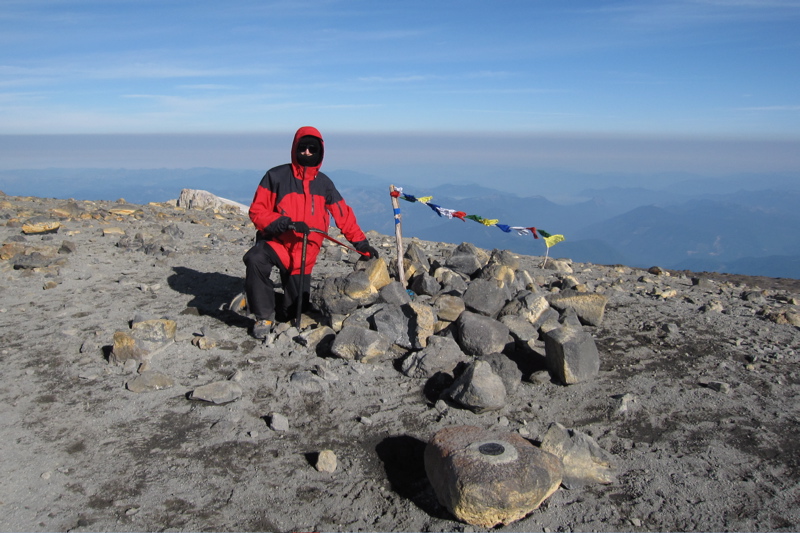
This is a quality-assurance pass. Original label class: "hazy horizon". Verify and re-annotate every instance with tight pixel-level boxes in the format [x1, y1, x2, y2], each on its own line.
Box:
[2, 132, 799, 197]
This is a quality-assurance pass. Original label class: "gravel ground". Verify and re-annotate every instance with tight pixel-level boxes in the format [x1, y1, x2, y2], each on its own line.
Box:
[0, 193, 798, 532]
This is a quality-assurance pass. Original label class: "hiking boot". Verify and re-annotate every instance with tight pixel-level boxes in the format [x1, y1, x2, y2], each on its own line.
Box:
[252, 319, 273, 340]
[229, 292, 248, 316]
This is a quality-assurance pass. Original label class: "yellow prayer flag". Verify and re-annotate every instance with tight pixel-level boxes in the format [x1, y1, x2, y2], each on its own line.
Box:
[544, 234, 565, 248]
[481, 219, 499, 226]
[417, 196, 433, 204]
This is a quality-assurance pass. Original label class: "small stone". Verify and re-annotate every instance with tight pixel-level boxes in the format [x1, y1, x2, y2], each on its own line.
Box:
[22, 220, 61, 234]
[316, 449, 338, 473]
[707, 381, 731, 394]
[191, 336, 217, 350]
[189, 381, 243, 404]
[126, 371, 175, 393]
[612, 393, 635, 415]
[268, 412, 289, 432]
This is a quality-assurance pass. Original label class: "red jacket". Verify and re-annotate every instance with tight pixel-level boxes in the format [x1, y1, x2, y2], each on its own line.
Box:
[249, 126, 367, 275]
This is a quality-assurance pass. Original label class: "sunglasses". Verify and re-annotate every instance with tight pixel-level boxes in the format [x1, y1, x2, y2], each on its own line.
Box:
[297, 143, 319, 155]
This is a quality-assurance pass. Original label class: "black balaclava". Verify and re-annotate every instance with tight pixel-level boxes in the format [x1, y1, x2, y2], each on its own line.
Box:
[295, 135, 323, 167]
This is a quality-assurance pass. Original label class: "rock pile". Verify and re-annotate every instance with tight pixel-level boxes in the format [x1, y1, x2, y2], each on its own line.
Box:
[308, 241, 607, 417]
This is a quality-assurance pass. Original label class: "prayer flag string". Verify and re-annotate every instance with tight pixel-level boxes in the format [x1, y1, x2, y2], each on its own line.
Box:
[391, 186, 565, 248]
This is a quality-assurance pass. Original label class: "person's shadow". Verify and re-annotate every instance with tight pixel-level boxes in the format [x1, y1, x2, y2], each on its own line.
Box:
[375, 435, 451, 520]
[167, 266, 250, 328]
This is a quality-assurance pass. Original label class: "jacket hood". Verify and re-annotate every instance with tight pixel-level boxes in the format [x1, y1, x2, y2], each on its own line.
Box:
[291, 126, 324, 180]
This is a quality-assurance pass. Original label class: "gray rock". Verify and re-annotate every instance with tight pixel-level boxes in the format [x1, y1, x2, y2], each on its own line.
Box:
[341, 305, 382, 330]
[58, 240, 77, 254]
[500, 314, 539, 344]
[316, 449, 337, 472]
[543, 325, 600, 385]
[342, 270, 379, 306]
[371, 304, 414, 349]
[379, 281, 412, 305]
[126, 371, 175, 393]
[705, 380, 731, 393]
[499, 291, 550, 326]
[409, 271, 441, 297]
[433, 294, 466, 323]
[13, 252, 55, 270]
[404, 241, 431, 271]
[401, 335, 467, 379]
[445, 242, 486, 277]
[330, 326, 391, 363]
[546, 290, 608, 326]
[296, 326, 336, 350]
[313, 277, 359, 316]
[445, 360, 507, 413]
[456, 311, 511, 357]
[462, 278, 510, 318]
[479, 352, 522, 394]
[189, 381, 243, 404]
[540, 422, 616, 487]
[741, 290, 766, 304]
[434, 267, 469, 295]
[541, 258, 573, 273]
[290, 371, 327, 394]
[559, 308, 583, 328]
[612, 393, 635, 415]
[488, 249, 520, 270]
[534, 307, 561, 332]
[692, 277, 715, 289]
[408, 301, 437, 349]
[176, 188, 248, 214]
[268, 412, 289, 431]
[424, 425, 562, 527]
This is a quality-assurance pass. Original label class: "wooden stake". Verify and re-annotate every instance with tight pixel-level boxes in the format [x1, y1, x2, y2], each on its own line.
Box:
[390, 184, 406, 287]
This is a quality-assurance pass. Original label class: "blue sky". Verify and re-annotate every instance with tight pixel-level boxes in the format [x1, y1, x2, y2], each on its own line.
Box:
[1, 0, 799, 178]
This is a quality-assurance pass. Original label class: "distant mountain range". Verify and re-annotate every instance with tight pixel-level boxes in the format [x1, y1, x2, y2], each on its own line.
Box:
[2, 167, 799, 279]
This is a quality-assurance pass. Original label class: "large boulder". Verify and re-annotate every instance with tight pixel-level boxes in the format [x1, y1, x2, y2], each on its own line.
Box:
[330, 326, 391, 364]
[176, 188, 248, 214]
[456, 311, 511, 357]
[401, 335, 467, 379]
[445, 360, 506, 413]
[425, 426, 563, 528]
[462, 278, 510, 318]
[543, 325, 600, 385]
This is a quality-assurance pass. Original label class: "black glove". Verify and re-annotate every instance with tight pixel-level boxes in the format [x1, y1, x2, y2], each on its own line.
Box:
[353, 240, 379, 260]
[288, 220, 310, 235]
[264, 215, 291, 235]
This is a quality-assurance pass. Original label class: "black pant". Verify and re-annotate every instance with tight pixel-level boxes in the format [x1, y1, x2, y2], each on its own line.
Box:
[243, 241, 309, 322]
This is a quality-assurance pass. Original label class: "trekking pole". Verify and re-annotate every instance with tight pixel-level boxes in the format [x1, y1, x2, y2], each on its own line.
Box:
[296, 231, 308, 329]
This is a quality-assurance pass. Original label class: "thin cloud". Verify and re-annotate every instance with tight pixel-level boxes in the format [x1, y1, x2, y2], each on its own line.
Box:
[737, 105, 800, 111]
[357, 74, 437, 84]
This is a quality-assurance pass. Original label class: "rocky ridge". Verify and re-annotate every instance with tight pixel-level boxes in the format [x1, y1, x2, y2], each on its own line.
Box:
[0, 190, 799, 531]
